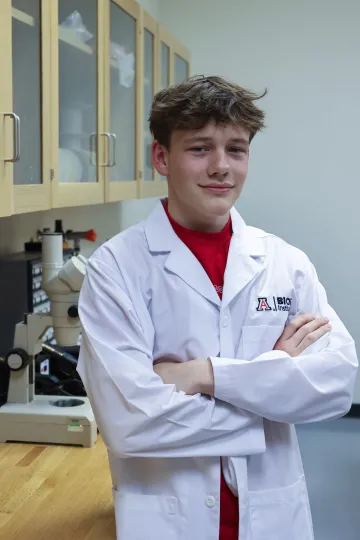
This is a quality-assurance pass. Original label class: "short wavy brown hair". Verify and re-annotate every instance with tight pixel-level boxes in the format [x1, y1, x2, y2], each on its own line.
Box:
[149, 75, 267, 149]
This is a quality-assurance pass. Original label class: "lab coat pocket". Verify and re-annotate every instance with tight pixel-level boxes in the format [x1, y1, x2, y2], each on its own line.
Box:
[249, 477, 313, 540]
[112, 489, 180, 540]
[241, 325, 284, 360]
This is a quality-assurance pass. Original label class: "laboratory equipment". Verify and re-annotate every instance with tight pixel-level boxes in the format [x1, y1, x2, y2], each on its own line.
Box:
[0, 232, 97, 447]
[0, 248, 74, 358]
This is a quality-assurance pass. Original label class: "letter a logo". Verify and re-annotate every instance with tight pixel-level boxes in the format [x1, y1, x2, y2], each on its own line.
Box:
[256, 297, 272, 311]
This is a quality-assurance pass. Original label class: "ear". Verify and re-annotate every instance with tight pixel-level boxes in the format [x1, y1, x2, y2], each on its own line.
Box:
[152, 140, 169, 176]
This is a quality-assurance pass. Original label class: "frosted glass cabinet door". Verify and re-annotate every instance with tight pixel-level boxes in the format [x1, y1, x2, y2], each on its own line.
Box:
[159, 40, 169, 183]
[12, 0, 42, 186]
[174, 54, 189, 84]
[108, 0, 138, 193]
[144, 22, 155, 182]
[156, 27, 173, 186]
[160, 42, 170, 90]
[58, 0, 98, 184]
[138, 10, 167, 199]
[10, 0, 51, 214]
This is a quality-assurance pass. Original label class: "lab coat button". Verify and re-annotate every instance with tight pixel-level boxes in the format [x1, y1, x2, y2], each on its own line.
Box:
[205, 495, 216, 508]
[167, 497, 177, 515]
[222, 316, 228, 328]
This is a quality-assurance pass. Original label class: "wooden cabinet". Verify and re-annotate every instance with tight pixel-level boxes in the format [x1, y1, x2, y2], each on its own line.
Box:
[0, 0, 190, 215]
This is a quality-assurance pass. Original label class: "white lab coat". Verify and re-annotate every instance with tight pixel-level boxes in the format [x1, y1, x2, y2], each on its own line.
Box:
[77, 200, 358, 540]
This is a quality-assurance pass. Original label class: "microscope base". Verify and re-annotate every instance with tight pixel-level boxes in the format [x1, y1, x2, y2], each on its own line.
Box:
[0, 395, 98, 448]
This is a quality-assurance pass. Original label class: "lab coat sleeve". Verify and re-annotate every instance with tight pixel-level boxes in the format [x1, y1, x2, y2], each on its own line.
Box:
[211, 254, 358, 424]
[77, 255, 265, 459]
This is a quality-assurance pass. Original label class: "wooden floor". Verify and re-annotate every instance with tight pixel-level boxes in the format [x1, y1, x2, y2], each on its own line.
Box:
[0, 437, 116, 540]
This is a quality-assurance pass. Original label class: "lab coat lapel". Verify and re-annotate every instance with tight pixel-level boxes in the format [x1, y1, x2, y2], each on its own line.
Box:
[165, 243, 221, 306]
[144, 200, 221, 307]
[222, 208, 266, 309]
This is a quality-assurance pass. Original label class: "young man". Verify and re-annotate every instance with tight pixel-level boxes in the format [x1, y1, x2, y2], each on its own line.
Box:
[77, 75, 358, 540]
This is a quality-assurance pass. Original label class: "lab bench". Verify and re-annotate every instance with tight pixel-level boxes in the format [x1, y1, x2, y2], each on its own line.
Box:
[0, 437, 115, 540]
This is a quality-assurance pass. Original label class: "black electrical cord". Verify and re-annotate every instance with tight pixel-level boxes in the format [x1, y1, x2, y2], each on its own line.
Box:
[41, 343, 78, 366]
[37, 384, 82, 397]
[46, 387, 73, 397]
[40, 377, 84, 393]
[36, 344, 83, 397]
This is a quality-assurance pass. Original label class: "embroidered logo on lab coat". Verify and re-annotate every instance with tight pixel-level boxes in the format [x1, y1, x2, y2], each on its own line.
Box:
[257, 297, 292, 312]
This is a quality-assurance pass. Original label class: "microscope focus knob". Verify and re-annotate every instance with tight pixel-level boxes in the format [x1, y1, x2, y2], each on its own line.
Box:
[5, 348, 29, 372]
[68, 305, 79, 319]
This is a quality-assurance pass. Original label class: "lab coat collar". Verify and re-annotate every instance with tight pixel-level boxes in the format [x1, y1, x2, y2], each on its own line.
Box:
[144, 199, 179, 252]
[222, 212, 266, 309]
[144, 199, 265, 307]
[229, 206, 266, 257]
[144, 199, 265, 255]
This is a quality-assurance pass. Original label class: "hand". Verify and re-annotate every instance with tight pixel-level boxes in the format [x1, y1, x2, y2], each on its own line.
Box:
[153, 356, 214, 396]
[274, 313, 331, 357]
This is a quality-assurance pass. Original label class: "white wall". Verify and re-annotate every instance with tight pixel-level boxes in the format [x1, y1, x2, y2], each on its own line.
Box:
[136, 0, 159, 19]
[158, 0, 360, 402]
[0, 0, 160, 260]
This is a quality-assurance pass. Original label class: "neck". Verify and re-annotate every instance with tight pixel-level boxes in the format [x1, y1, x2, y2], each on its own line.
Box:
[167, 198, 230, 233]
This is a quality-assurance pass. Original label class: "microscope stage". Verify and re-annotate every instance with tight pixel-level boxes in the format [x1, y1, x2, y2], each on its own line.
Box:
[0, 395, 97, 447]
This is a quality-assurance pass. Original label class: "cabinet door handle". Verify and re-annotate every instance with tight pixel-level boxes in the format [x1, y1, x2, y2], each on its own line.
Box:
[108, 133, 117, 167]
[102, 133, 112, 167]
[4, 112, 20, 162]
[89, 133, 97, 166]
[90, 133, 115, 167]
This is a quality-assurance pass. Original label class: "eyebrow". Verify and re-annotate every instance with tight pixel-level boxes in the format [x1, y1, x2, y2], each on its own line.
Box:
[183, 136, 249, 146]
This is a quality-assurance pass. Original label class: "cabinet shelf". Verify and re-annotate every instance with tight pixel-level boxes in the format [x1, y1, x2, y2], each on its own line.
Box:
[12, 8, 130, 70]
[58, 26, 94, 54]
[12, 7, 35, 26]
[59, 27, 120, 69]
[12, 7, 95, 55]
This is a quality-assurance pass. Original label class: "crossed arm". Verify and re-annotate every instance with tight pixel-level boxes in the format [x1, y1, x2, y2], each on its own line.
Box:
[154, 313, 332, 395]
[78, 254, 357, 460]
[155, 279, 357, 425]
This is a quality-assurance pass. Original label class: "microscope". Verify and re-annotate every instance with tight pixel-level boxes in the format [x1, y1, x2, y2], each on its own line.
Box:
[0, 232, 97, 447]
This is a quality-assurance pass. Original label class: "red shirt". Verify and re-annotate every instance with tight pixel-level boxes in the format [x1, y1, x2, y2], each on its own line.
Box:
[164, 203, 239, 540]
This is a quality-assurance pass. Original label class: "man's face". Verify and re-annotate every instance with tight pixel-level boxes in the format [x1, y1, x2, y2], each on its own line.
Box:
[152, 121, 250, 231]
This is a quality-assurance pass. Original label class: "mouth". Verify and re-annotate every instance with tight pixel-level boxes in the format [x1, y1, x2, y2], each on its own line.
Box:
[199, 184, 234, 194]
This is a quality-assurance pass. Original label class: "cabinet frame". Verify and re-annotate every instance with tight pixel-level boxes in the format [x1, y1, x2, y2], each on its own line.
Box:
[0, 0, 13, 217]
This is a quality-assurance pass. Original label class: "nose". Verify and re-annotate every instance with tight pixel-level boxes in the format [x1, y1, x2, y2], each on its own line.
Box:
[207, 150, 230, 177]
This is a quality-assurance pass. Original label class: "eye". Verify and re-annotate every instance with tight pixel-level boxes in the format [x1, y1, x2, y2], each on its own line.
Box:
[189, 146, 207, 153]
[229, 147, 247, 154]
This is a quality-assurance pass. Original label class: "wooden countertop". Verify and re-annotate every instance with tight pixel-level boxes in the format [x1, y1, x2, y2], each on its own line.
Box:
[0, 437, 116, 540]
